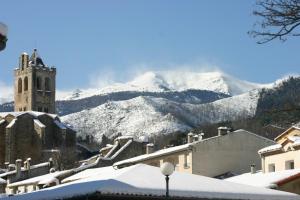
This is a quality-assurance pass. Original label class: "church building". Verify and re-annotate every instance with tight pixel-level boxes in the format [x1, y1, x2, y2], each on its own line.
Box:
[14, 49, 56, 113]
[0, 49, 76, 169]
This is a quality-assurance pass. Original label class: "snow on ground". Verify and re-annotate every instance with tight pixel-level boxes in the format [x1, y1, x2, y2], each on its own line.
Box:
[62, 89, 260, 141]
[225, 169, 300, 188]
[3, 164, 300, 200]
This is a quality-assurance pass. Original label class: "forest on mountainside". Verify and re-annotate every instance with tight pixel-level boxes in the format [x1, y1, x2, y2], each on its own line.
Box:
[161, 77, 300, 148]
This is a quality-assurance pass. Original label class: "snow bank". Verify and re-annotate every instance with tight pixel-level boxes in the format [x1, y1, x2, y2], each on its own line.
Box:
[225, 169, 300, 188]
[4, 164, 300, 200]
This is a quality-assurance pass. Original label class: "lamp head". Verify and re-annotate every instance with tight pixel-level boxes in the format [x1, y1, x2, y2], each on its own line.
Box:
[161, 162, 174, 176]
[0, 22, 8, 51]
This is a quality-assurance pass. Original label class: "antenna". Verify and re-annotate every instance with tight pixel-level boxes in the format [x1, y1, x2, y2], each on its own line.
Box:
[34, 40, 38, 50]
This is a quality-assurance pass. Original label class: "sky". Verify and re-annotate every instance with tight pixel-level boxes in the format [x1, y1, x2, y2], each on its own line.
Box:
[0, 0, 299, 94]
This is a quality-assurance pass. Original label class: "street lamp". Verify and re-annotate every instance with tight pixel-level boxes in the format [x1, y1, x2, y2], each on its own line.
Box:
[161, 162, 174, 198]
[0, 22, 8, 51]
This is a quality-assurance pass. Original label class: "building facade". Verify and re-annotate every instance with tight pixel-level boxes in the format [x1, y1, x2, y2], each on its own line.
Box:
[14, 49, 56, 113]
[0, 112, 76, 168]
[114, 128, 275, 178]
[259, 122, 300, 173]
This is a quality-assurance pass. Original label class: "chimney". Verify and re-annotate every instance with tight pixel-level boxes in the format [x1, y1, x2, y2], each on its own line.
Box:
[8, 164, 15, 171]
[193, 135, 199, 142]
[25, 158, 31, 170]
[218, 127, 228, 136]
[146, 143, 154, 154]
[4, 162, 9, 169]
[15, 159, 22, 178]
[199, 132, 205, 141]
[49, 158, 54, 168]
[251, 164, 256, 174]
[187, 132, 194, 143]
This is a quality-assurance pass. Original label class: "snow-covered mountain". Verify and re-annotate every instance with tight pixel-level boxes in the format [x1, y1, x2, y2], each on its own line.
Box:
[59, 71, 270, 101]
[0, 70, 279, 142]
[62, 90, 260, 142]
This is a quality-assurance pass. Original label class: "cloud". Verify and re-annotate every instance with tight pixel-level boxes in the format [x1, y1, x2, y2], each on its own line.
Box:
[88, 67, 118, 88]
[0, 81, 13, 104]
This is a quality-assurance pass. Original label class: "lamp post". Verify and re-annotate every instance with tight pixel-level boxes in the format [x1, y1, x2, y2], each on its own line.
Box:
[0, 22, 8, 52]
[161, 162, 174, 198]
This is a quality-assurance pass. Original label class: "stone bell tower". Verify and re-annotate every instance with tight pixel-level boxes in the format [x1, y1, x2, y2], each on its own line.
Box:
[14, 49, 56, 113]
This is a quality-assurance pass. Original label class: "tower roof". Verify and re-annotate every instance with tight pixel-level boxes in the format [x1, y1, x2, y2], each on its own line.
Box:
[29, 49, 45, 67]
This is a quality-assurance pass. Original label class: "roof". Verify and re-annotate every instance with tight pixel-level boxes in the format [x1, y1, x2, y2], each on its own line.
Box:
[114, 142, 192, 166]
[275, 122, 300, 142]
[225, 169, 300, 188]
[115, 129, 273, 167]
[29, 49, 45, 67]
[0, 111, 57, 119]
[0, 178, 6, 184]
[0, 162, 50, 179]
[258, 144, 282, 155]
[3, 164, 300, 200]
[258, 135, 300, 155]
[7, 170, 71, 188]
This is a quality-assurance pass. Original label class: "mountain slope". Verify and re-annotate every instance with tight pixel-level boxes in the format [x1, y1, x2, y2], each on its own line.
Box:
[62, 90, 259, 142]
[56, 90, 229, 116]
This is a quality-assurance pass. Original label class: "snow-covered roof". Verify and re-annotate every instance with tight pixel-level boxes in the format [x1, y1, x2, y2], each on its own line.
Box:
[0, 111, 57, 119]
[0, 178, 6, 184]
[4, 164, 300, 200]
[34, 119, 46, 128]
[0, 119, 5, 125]
[7, 170, 71, 188]
[0, 162, 50, 179]
[114, 135, 134, 141]
[6, 119, 16, 128]
[114, 143, 191, 167]
[225, 169, 300, 188]
[54, 120, 67, 130]
[110, 139, 133, 159]
[275, 122, 300, 142]
[258, 144, 282, 155]
[288, 136, 300, 142]
[61, 166, 114, 184]
[294, 122, 300, 129]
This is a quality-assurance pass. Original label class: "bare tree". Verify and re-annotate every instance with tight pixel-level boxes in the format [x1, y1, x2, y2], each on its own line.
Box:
[249, 0, 300, 44]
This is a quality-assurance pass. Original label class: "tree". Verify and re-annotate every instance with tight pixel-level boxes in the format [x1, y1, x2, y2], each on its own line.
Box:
[249, 0, 300, 44]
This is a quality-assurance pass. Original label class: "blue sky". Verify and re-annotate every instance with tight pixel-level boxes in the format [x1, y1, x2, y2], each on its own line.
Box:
[0, 0, 299, 92]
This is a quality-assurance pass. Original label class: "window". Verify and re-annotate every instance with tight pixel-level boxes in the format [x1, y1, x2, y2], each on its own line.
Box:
[18, 78, 22, 93]
[24, 76, 28, 91]
[45, 77, 50, 91]
[285, 160, 295, 170]
[19, 107, 22, 111]
[23, 107, 27, 111]
[36, 76, 42, 90]
[44, 107, 49, 113]
[38, 107, 43, 112]
[184, 153, 190, 168]
[21, 55, 25, 70]
[268, 164, 275, 172]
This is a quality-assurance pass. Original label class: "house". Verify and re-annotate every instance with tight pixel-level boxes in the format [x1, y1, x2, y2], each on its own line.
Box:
[225, 169, 300, 195]
[258, 122, 300, 173]
[0, 158, 54, 194]
[2, 164, 300, 200]
[80, 135, 146, 168]
[114, 128, 275, 178]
